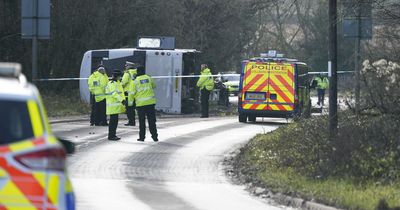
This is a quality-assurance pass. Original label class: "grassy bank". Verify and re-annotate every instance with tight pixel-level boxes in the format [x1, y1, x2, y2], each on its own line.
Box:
[234, 113, 400, 210]
[40, 91, 90, 117]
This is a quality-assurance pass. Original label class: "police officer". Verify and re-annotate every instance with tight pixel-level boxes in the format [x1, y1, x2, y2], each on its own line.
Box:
[129, 66, 158, 142]
[196, 64, 214, 118]
[121, 62, 137, 126]
[105, 70, 125, 141]
[88, 66, 109, 126]
[313, 74, 329, 106]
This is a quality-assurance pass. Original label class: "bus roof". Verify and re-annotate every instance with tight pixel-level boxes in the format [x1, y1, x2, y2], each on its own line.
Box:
[89, 48, 199, 53]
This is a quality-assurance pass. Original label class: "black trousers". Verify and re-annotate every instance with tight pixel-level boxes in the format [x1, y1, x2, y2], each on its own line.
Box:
[317, 89, 326, 105]
[125, 93, 136, 125]
[136, 104, 158, 140]
[200, 89, 210, 117]
[108, 114, 119, 138]
[90, 95, 107, 125]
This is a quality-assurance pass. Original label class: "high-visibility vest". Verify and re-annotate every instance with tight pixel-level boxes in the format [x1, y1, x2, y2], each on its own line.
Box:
[121, 69, 137, 92]
[196, 68, 214, 91]
[130, 74, 156, 107]
[88, 71, 109, 102]
[105, 80, 126, 115]
[315, 77, 329, 89]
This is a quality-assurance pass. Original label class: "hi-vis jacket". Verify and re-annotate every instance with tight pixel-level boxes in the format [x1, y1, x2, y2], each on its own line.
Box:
[129, 74, 156, 107]
[88, 71, 109, 102]
[121, 68, 137, 93]
[314, 76, 329, 89]
[105, 80, 126, 115]
[196, 68, 214, 91]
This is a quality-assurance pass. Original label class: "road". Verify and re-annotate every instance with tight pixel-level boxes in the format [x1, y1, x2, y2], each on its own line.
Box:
[52, 116, 291, 210]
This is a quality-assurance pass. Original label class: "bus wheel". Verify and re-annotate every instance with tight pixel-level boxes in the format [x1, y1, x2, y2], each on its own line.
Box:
[239, 114, 247, 123]
[248, 115, 256, 122]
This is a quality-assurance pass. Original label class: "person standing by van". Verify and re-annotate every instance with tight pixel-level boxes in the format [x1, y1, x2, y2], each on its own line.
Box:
[196, 64, 214, 118]
[88, 66, 109, 126]
[105, 70, 125, 141]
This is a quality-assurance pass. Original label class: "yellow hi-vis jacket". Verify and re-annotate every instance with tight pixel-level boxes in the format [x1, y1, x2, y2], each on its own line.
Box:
[196, 68, 214, 91]
[105, 80, 126, 115]
[129, 74, 156, 107]
[315, 76, 329, 89]
[88, 71, 109, 102]
[121, 68, 137, 92]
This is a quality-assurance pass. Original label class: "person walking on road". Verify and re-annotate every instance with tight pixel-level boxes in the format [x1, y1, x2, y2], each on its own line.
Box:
[122, 61, 137, 126]
[313, 74, 329, 106]
[129, 66, 158, 142]
[105, 70, 126, 141]
[88, 66, 109, 126]
[196, 64, 214, 118]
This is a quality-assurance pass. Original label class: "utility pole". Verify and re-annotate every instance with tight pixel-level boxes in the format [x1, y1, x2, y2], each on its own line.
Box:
[329, 0, 338, 139]
[32, 0, 38, 83]
[355, 17, 361, 115]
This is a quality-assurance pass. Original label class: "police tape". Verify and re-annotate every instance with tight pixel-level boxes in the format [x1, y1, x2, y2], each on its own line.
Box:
[308, 71, 354, 75]
[34, 74, 241, 81]
[34, 71, 354, 82]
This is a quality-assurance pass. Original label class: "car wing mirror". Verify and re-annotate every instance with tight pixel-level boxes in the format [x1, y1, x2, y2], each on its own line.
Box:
[58, 138, 75, 154]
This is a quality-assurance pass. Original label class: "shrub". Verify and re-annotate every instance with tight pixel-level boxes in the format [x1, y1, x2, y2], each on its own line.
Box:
[247, 112, 400, 182]
[361, 59, 400, 115]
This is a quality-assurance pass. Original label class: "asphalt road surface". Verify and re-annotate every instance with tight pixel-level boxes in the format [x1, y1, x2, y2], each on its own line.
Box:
[52, 116, 292, 210]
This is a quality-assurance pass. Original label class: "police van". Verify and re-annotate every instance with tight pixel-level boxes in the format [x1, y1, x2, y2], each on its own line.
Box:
[80, 36, 200, 114]
[238, 51, 311, 122]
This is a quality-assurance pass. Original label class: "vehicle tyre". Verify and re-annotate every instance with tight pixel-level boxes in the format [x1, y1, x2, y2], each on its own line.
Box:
[248, 115, 256, 122]
[239, 114, 247, 123]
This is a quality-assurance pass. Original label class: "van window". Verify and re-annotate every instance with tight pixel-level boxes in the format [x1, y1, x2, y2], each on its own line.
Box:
[0, 100, 34, 144]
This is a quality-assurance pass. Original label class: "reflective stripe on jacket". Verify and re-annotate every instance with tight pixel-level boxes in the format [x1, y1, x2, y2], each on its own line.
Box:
[105, 80, 126, 115]
[121, 69, 137, 92]
[88, 71, 109, 102]
[196, 68, 214, 91]
[130, 74, 156, 107]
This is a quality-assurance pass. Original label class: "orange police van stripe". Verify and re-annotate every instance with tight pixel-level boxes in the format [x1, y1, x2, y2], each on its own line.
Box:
[0, 160, 58, 210]
[242, 61, 295, 111]
[0, 158, 54, 209]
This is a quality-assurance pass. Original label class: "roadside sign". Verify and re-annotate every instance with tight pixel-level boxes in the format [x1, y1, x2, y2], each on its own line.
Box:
[21, 0, 50, 39]
[343, 18, 372, 39]
[342, 0, 372, 40]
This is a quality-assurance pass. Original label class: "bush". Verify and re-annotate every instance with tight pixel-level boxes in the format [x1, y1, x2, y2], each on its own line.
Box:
[245, 112, 400, 182]
[361, 59, 400, 115]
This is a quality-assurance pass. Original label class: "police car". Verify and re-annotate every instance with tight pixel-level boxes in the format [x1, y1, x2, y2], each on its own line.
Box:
[221, 72, 240, 96]
[0, 63, 75, 210]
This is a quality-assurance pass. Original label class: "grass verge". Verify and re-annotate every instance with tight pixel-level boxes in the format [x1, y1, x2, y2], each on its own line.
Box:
[40, 91, 90, 118]
[234, 113, 400, 210]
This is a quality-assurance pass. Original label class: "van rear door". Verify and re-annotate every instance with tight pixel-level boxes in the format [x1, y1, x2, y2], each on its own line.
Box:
[241, 61, 295, 112]
[266, 62, 295, 111]
[241, 62, 270, 110]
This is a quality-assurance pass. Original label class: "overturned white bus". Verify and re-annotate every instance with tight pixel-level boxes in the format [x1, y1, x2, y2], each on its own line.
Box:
[79, 37, 200, 114]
